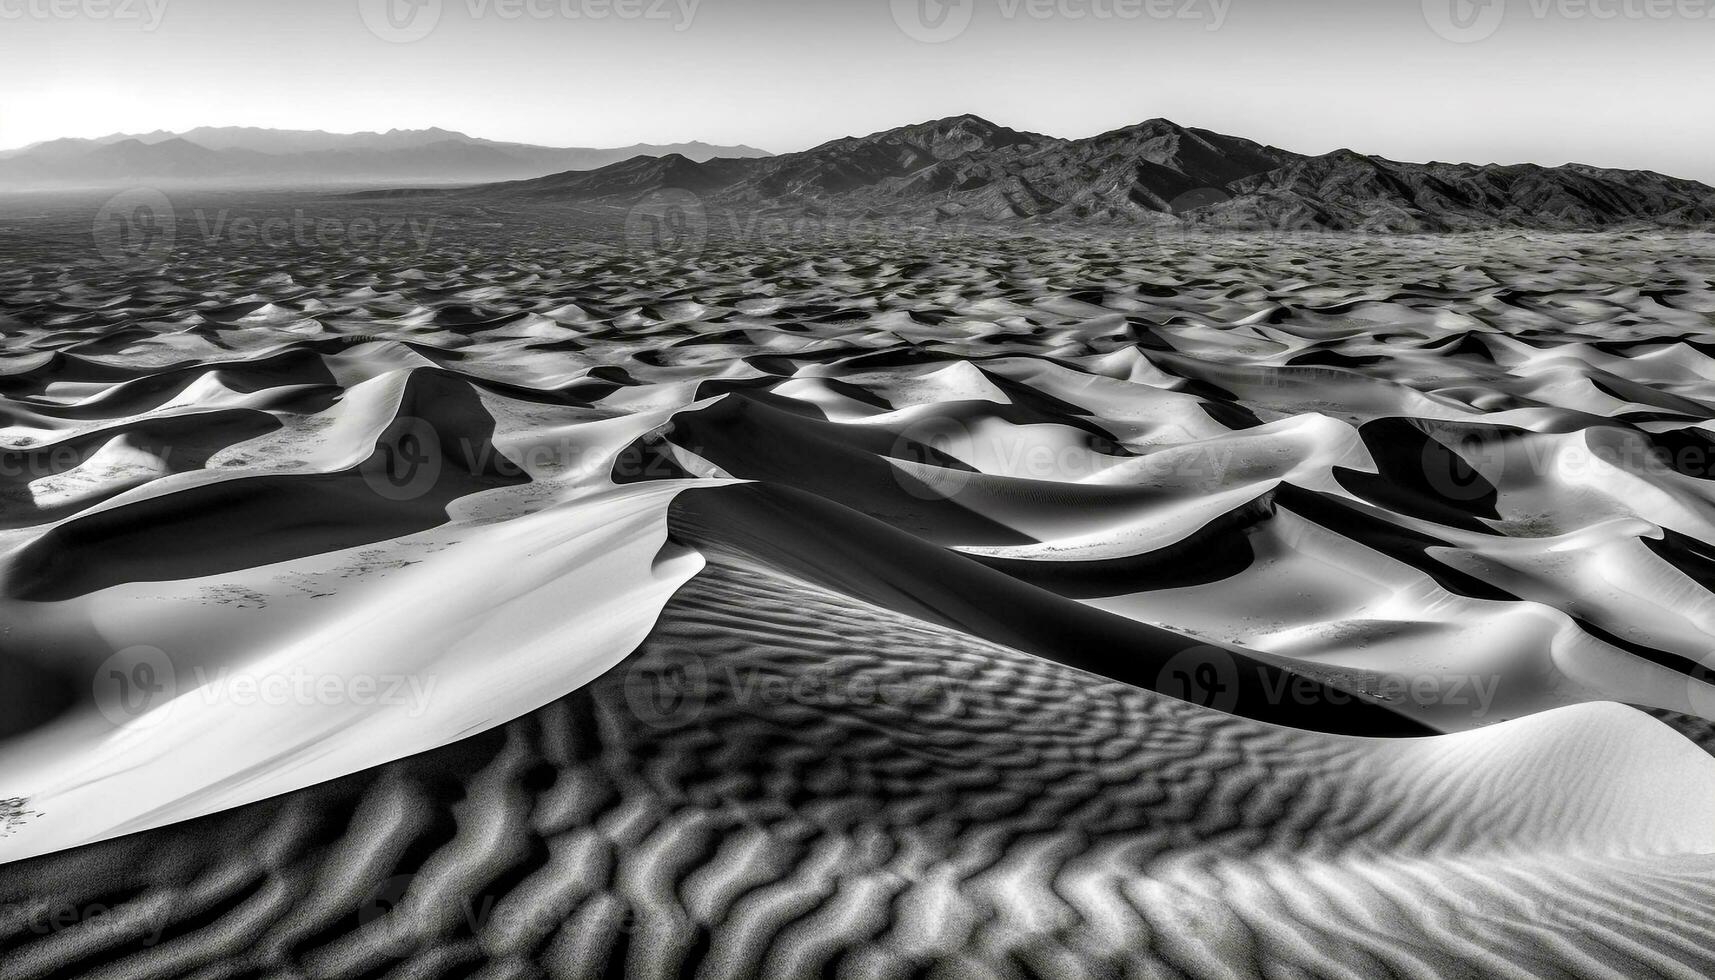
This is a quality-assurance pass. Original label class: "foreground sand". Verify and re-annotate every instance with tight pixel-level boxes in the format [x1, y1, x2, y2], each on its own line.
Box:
[2, 201, 1714, 975]
[3, 541, 1714, 978]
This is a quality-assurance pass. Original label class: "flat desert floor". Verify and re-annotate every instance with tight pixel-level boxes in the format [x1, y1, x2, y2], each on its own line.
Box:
[1, 197, 1714, 978]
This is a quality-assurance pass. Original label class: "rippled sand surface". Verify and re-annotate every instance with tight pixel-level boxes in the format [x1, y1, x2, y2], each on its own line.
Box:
[2, 199, 1714, 977]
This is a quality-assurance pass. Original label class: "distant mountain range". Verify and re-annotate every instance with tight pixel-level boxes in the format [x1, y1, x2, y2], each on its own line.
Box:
[470, 115, 1715, 232]
[9, 116, 1711, 231]
[0, 127, 772, 188]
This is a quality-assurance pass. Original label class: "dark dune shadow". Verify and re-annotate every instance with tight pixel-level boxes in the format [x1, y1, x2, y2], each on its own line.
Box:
[0, 409, 283, 530]
[667, 482, 1430, 737]
[970, 492, 1271, 597]
[3, 371, 527, 602]
[1334, 417, 1504, 532]
[0, 650, 79, 739]
[621, 392, 1035, 548]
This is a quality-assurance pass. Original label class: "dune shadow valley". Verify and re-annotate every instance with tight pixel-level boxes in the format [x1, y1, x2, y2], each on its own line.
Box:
[2, 181, 1715, 980]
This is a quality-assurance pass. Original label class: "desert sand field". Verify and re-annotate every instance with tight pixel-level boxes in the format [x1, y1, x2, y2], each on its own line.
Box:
[2, 197, 1714, 977]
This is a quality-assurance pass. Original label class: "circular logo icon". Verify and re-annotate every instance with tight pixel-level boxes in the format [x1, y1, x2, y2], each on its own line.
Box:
[1420, 428, 1494, 502]
[356, 874, 424, 957]
[622, 647, 708, 729]
[92, 188, 176, 271]
[891, 0, 975, 43]
[362, 416, 443, 502]
[359, 0, 443, 42]
[891, 416, 975, 501]
[624, 189, 708, 256]
[93, 645, 178, 729]
[1156, 644, 1241, 714]
[1422, 0, 1505, 43]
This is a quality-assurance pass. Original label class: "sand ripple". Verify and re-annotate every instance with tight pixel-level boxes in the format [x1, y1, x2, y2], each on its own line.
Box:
[1, 200, 1714, 975]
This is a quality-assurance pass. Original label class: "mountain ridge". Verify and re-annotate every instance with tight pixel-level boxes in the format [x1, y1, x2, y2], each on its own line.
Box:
[0, 127, 773, 187]
[469, 113, 1715, 232]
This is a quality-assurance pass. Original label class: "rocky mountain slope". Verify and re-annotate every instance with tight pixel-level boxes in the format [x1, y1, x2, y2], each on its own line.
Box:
[476, 114, 1715, 231]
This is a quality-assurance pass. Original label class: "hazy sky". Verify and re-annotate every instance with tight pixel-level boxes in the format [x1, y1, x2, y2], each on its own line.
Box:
[3, 0, 1712, 179]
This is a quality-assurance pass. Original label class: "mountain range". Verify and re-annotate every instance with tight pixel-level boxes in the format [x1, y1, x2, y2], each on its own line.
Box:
[8, 116, 1711, 231]
[0, 127, 772, 187]
[473, 114, 1715, 232]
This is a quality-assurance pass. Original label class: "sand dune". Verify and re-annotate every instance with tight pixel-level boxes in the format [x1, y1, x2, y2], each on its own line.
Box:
[1, 543, 1711, 978]
[0, 338, 715, 857]
[2, 198, 1714, 975]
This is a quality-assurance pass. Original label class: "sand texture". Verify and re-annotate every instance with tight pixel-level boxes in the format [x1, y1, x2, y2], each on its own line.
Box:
[2, 199, 1714, 976]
